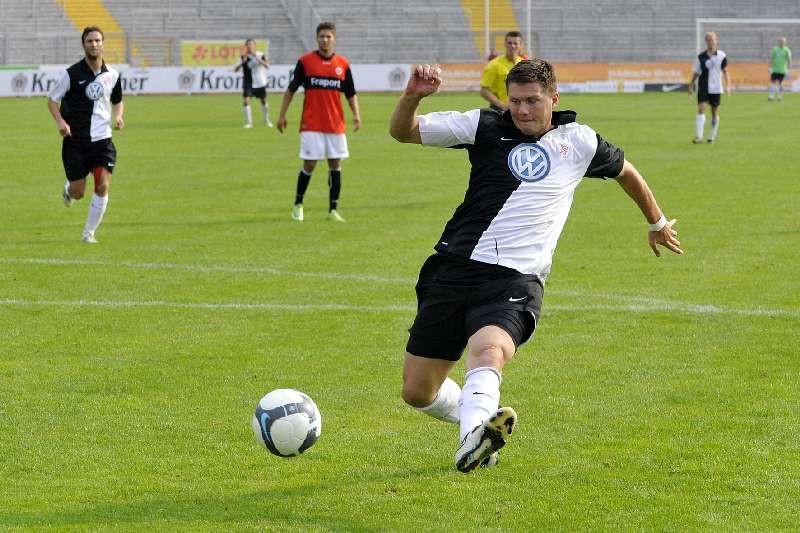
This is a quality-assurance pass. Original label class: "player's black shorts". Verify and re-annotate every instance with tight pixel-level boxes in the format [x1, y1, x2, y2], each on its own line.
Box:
[61, 137, 117, 182]
[770, 72, 785, 82]
[244, 85, 267, 99]
[406, 252, 543, 361]
[697, 90, 721, 107]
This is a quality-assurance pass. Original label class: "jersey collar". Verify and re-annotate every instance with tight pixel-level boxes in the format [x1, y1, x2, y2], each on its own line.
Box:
[499, 109, 578, 139]
[315, 51, 336, 61]
[81, 58, 108, 76]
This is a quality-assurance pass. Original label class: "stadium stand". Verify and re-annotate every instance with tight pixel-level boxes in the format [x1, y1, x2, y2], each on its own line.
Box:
[0, 0, 80, 65]
[1, 0, 800, 66]
[306, 0, 477, 62]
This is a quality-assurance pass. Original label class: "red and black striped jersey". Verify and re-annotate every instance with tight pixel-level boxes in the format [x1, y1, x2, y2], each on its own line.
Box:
[288, 51, 356, 133]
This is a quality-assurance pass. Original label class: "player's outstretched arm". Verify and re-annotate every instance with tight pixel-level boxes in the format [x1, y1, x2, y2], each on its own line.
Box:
[347, 95, 361, 131]
[615, 160, 683, 257]
[47, 98, 71, 137]
[389, 64, 442, 144]
[113, 102, 124, 130]
[276, 90, 295, 133]
[688, 73, 698, 95]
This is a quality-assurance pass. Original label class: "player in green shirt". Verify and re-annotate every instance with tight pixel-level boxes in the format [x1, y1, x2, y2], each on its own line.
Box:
[769, 37, 792, 101]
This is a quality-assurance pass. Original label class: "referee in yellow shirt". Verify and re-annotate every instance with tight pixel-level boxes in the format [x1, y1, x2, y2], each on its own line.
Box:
[480, 31, 524, 111]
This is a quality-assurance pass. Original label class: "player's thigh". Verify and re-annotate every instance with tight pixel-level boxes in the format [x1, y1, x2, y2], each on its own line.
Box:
[406, 255, 470, 362]
[465, 325, 517, 371]
[322, 133, 349, 160]
[464, 275, 542, 369]
[402, 353, 457, 406]
[299, 131, 326, 160]
[62, 137, 91, 181]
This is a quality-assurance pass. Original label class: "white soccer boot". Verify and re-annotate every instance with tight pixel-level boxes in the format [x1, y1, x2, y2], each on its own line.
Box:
[291, 204, 304, 221]
[81, 231, 98, 244]
[454, 406, 516, 473]
[480, 452, 499, 468]
[326, 209, 345, 222]
[62, 184, 74, 207]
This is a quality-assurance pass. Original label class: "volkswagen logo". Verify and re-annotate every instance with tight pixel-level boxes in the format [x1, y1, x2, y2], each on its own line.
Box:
[508, 143, 550, 182]
[85, 81, 104, 101]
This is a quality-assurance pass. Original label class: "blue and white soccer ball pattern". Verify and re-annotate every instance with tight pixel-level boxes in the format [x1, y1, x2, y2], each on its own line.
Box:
[252, 388, 321, 457]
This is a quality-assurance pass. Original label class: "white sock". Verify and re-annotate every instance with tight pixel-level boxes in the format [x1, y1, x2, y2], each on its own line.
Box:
[769, 84, 776, 99]
[416, 377, 461, 424]
[778, 86, 784, 99]
[83, 193, 108, 235]
[243, 105, 252, 125]
[64, 180, 72, 199]
[261, 104, 270, 123]
[695, 114, 706, 139]
[710, 117, 719, 140]
[459, 367, 501, 441]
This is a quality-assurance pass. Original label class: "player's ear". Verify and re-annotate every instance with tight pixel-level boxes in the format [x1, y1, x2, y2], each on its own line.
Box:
[551, 91, 559, 108]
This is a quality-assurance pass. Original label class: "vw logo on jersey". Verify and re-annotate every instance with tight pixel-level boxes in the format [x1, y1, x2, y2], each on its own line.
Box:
[85, 81, 104, 101]
[507, 143, 550, 183]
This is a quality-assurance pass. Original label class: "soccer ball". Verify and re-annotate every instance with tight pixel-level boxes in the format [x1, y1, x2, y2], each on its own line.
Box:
[251, 389, 321, 457]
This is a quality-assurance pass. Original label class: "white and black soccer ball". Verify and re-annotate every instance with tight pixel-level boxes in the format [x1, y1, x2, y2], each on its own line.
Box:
[251, 389, 321, 457]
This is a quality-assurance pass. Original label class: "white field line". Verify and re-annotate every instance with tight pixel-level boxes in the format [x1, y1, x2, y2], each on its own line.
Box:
[0, 257, 412, 284]
[1, 257, 797, 318]
[0, 298, 797, 318]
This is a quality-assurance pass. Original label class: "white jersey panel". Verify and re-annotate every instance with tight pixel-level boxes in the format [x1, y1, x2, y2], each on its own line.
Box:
[418, 109, 480, 147]
[469, 123, 600, 280]
[48, 70, 70, 102]
[90, 66, 120, 141]
[694, 50, 726, 94]
[249, 52, 269, 88]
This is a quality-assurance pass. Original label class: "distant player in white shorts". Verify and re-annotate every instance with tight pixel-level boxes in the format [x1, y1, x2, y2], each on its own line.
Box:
[277, 22, 361, 222]
[234, 38, 272, 128]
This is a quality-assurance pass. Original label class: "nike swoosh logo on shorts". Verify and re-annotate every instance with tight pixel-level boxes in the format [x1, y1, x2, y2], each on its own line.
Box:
[500, 137, 519, 141]
[508, 296, 527, 302]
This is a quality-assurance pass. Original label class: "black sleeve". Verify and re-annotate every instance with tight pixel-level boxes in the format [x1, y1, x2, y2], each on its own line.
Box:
[111, 75, 123, 104]
[287, 60, 305, 92]
[585, 133, 624, 179]
[721, 56, 728, 69]
[342, 67, 356, 98]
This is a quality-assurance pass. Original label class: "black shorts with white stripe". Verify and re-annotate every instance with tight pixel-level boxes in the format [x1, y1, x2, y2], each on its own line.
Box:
[61, 137, 117, 181]
[697, 90, 721, 107]
[406, 252, 543, 361]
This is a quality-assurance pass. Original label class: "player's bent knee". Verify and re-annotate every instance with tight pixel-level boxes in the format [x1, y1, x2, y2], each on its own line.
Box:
[400, 382, 436, 408]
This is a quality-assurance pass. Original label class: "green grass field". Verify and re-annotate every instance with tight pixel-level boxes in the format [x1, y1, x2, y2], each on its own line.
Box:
[1, 90, 798, 531]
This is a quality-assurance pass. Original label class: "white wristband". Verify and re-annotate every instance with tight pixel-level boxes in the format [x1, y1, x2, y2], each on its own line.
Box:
[649, 214, 667, 232]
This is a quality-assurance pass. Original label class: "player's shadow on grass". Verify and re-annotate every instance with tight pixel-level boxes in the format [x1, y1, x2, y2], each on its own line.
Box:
[0, 465, 451, 530]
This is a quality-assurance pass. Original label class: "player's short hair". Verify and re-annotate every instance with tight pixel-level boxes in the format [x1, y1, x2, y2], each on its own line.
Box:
[505, 31, 523, 41]
[81, 26, 104, 44]
[316, 22, 336, 35]
[506, 59, 557, 94]
[245, 38, 255, 45]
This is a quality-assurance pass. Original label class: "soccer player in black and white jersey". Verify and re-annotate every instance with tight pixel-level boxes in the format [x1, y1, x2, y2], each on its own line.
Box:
[234, 39, 273, 128]
[390, 60, 683, 473]
[47, 26, 124, 244]
[688, 31, 731, 144]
